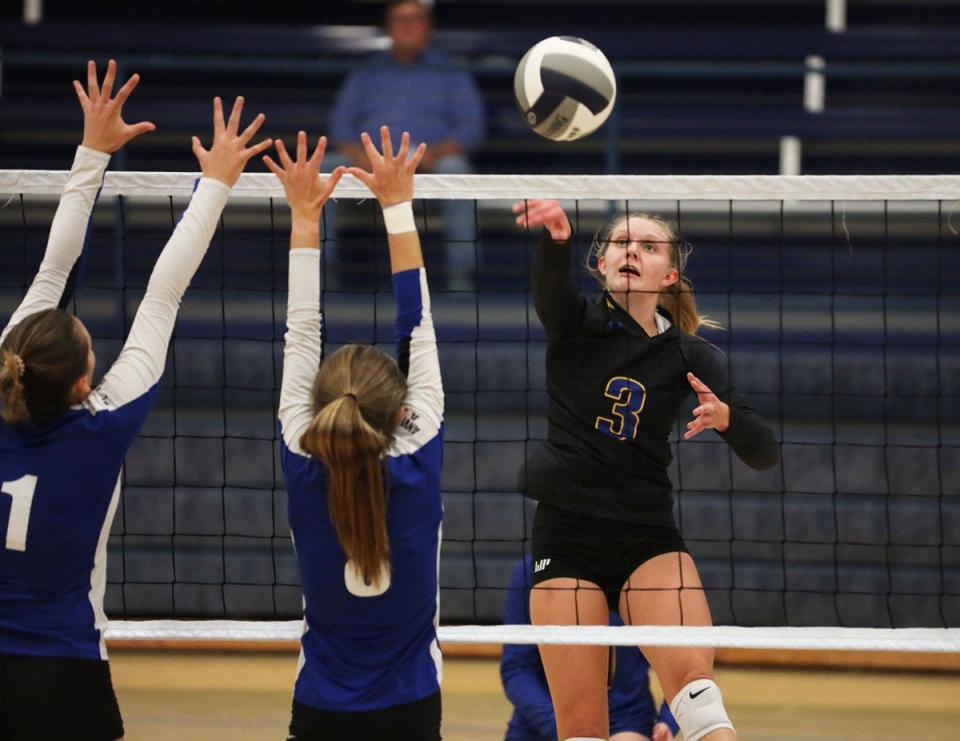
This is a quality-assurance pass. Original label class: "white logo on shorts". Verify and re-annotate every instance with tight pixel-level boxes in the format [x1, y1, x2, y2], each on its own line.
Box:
[534, 558, 551, 573]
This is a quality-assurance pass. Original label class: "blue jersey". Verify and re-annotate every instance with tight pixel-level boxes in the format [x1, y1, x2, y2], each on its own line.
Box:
[0, 147, 230, 660]
[501, 555, 678, 740]
[279, 250, 444, 712]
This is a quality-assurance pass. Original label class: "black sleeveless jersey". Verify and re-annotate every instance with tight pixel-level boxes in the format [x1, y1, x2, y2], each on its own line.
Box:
[523, 231, 779, 525]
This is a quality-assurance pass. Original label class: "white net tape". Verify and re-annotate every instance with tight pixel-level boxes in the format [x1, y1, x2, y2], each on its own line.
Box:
[2, 171, 960, 201]
[106, 621, 960, 652]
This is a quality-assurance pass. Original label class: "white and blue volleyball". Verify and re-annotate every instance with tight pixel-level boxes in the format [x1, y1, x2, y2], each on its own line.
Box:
[514, 36, 617, 141]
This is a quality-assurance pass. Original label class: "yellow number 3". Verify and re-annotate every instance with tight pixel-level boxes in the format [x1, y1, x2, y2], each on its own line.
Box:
[595, 376, 647, 440]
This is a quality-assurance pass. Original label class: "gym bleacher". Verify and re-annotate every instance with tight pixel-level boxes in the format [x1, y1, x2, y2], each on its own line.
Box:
[2, 1, 959, 174]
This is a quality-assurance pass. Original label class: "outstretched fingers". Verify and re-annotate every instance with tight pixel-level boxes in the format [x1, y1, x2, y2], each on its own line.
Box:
[684, 372, 729, 439]
[73, 80, 90, 111]
[379, 125, 394, 160]
[245, 136, 275, 161]
[86, 60, 100, 101]
[226, 96, 245, 135]
[239, 112, 266, 145]
[127, 121, 157, 138]
[513, 199, 560, 228]
[191, 136, 207, 161]
[100, 59, 117, 100]
[396, 131, 410, 162]
[320, 166, 347, 201]
[296, 130, 308, 163]
[346, 166, 375, 190]
[212, 96, 225, 137]
[359, 131, 383, 166]
[407, 141, 427, 171]
[309, 135, 328, 167]
[275, 138, 295, 170]
[112, 72, 141, 109]
[262, 154, 285, 180]
[687, 372, 714, 398]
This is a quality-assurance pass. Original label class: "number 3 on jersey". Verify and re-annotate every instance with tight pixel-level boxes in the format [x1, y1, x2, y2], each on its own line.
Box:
[595, 376, 647, 440]
[2, 475, 38, 552]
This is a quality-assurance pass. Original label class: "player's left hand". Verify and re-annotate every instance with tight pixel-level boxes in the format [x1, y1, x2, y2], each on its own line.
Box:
[684, 372, 730, 439]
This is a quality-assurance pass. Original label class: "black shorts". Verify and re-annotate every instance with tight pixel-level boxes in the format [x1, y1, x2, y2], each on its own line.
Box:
[0, 653, 123, 741]
[530, 502, 689, 613]
[288, 690, 441, 741]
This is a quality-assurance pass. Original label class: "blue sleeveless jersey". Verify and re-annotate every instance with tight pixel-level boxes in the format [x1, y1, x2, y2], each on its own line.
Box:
[279, 254, 444, 712]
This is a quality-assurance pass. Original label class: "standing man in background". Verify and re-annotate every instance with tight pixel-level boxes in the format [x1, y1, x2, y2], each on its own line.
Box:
[327, 0, 486, 290]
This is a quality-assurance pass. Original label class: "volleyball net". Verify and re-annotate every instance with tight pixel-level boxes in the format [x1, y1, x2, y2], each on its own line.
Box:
[1, 170, 958, 651]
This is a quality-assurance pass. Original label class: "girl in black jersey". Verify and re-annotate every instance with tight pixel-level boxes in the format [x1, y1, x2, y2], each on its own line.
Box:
[514, 199, 778, 741]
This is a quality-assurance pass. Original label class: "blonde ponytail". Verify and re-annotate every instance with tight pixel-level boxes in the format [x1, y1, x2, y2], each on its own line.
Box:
[299, 345, 407, 587]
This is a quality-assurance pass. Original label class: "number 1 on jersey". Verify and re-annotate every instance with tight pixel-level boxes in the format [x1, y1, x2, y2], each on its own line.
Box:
[2, 475, 38, 552]
[595, 376, 647, 440]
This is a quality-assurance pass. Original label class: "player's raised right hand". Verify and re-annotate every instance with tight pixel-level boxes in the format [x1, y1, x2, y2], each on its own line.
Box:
[512, 199, 572, 242]
[192, 96, 273, 188]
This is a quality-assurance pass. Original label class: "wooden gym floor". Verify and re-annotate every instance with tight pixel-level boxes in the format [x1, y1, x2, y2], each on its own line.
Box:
[110, 649, 960, 740]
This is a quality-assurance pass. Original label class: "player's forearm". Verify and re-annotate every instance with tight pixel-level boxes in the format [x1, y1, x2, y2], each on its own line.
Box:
[45, 146, 110, 272]
[720, 406, 779, 470]
[95, 177, 229, 403]
[1, 147, 109, 344]
[393, 268, 443, 425]
[290, 215, 321, 250]
[387, 232, 424, 273]
[533, 230, 581, 336]
[278, 248, 323, 446]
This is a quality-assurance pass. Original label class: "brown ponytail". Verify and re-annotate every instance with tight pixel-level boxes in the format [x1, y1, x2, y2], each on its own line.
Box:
[299, 344, 408, 587]
[0, 351, 29, 424]
[0, 309, 90, 425]
[587, 212, 719, 335]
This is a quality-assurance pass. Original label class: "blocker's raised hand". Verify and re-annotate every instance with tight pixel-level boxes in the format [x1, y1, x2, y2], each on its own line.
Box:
[73, 59, 156, 153]
[684, 372, 730, 440]
[263, 131, 345, 221]
[191, 96, 273, 188]
[346, 126, 425, 207]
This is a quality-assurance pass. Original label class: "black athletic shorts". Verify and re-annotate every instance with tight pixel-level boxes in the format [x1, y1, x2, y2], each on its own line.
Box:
[288, 690, 441, 741]
[0, 653, 123, 741]
[530, 502, 689, 613]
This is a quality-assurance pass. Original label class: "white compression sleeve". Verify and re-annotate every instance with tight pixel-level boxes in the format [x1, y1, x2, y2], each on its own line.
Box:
[90, 177, 230, 410]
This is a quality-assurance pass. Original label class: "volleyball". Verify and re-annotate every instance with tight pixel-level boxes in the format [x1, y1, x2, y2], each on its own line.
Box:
[514, 36, 617, 141]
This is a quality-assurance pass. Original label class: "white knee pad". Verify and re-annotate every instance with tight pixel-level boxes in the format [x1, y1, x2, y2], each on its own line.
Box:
[669, 678, 735, 741]
[564, 738, 605, 741]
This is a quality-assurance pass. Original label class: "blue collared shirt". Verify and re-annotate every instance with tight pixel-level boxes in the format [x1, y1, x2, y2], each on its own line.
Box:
[330, 48, 485, 151]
